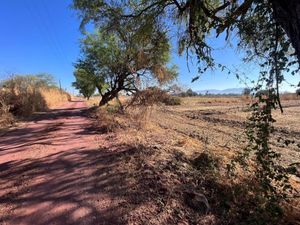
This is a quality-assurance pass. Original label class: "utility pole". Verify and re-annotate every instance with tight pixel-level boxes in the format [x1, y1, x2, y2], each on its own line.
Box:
[59, 79, 62, 93]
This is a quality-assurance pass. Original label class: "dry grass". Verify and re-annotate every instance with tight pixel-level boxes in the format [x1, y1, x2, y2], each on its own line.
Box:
[86, 95, 129, 107]
[280, 93, 300, 101]
[0, 84, 71, 129]
[93, 95, 300, 165]
[86, 96, 100, 106]
[181, 96, 244, 105]
[90, 95, 300, 224]
[0, 111, 14, 129]
[40, 87, 71, 109]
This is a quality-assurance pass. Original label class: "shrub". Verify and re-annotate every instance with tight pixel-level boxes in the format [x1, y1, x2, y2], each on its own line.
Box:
[255, 89, 270, 98]
[0, 94, 14, 127]
[93, 108, 120, 133]
[296, 88, 300, 96]
[0, 76, 48, 116]
[129, 87, 181, 107]
[179, 88, 198, 97]
[0, 74, 70, 118]
[162, 96, 181, 105]
[243, 87, 251, 96]
[106, 104, 121, 114]
[192, 152, 220, 171]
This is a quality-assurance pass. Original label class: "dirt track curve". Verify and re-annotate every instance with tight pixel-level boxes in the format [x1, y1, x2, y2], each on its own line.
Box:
[0, 99, 128, 225]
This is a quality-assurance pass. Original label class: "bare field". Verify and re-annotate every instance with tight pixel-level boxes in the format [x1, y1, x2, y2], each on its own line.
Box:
[168, 97, 300, 162]
[127, 96, 300, 166]
[96, 96, 300, 224]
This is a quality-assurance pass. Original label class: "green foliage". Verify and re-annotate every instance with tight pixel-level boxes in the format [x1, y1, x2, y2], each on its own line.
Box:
[72, 68, 96, 99]
[228, 89, 294, 224]
[72, 0, 299, 75]
[179, 88, 198, 97]
[229, 3, 298, 217]
[73, 18, 177, 106]
[1, 73, 57, 90]
[192, 152, 220, 172]
[72, 0, 299, 97]
[186, 88, 198, 97]
[243, 87, 251, 96]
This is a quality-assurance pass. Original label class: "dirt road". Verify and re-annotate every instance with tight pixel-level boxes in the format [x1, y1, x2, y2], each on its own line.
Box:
[0, 100, 129, 225]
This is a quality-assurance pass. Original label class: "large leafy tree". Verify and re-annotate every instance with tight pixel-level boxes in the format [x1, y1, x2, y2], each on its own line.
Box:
[73, 0, 299, 89]
[73, 20, 177, 106]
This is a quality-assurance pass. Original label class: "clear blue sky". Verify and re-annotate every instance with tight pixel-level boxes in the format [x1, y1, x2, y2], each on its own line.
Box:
[0, 0, 298, 93]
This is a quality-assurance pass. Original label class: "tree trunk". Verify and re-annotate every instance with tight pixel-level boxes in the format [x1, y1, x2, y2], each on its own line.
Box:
[271, 0, 300, 63]
[99, 90, 119, 106]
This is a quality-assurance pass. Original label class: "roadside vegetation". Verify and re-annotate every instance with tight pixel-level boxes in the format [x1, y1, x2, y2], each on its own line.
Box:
[0, 74, 70, 128]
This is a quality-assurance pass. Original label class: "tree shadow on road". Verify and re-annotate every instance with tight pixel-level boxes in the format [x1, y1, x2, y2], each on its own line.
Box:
[0, 107, 94, 155]
[0, 144, 149, 225]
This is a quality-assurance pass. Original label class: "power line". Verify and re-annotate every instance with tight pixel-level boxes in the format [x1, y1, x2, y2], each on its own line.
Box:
[24, 0, 70, 67]
[40, 0, 71, 63]
[24, 0, 61, 61]
[32, 0, 69, 65]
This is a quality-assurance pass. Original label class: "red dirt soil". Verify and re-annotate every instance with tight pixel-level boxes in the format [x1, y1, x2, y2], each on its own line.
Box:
[0, 99, 130, 225]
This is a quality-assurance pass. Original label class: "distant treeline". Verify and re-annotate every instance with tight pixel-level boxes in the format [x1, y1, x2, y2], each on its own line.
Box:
[170, 87, 300, 97]
[177, 89, 242, 97]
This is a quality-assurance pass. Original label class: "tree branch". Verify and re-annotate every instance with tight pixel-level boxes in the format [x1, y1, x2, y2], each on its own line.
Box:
[217, 0, 254, 35]
[172, 0, 183, 11]
[122, 0, 169, 18]
[212, 1, 231, 14]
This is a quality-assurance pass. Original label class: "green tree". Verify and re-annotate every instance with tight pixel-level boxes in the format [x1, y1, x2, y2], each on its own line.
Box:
[74, 26, 177, 106]
[1, 74, 57, 91]
[72, 0, 299, 127]
[186, 88, 198, 97]
[34, 73, 57, 87]
[72, 68, 96, 100]
[73, 0, 300, 74]
[242, 87, 251, 96]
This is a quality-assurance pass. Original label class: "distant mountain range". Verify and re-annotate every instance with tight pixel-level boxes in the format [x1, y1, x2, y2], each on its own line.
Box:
[196, 88, 245, 95]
